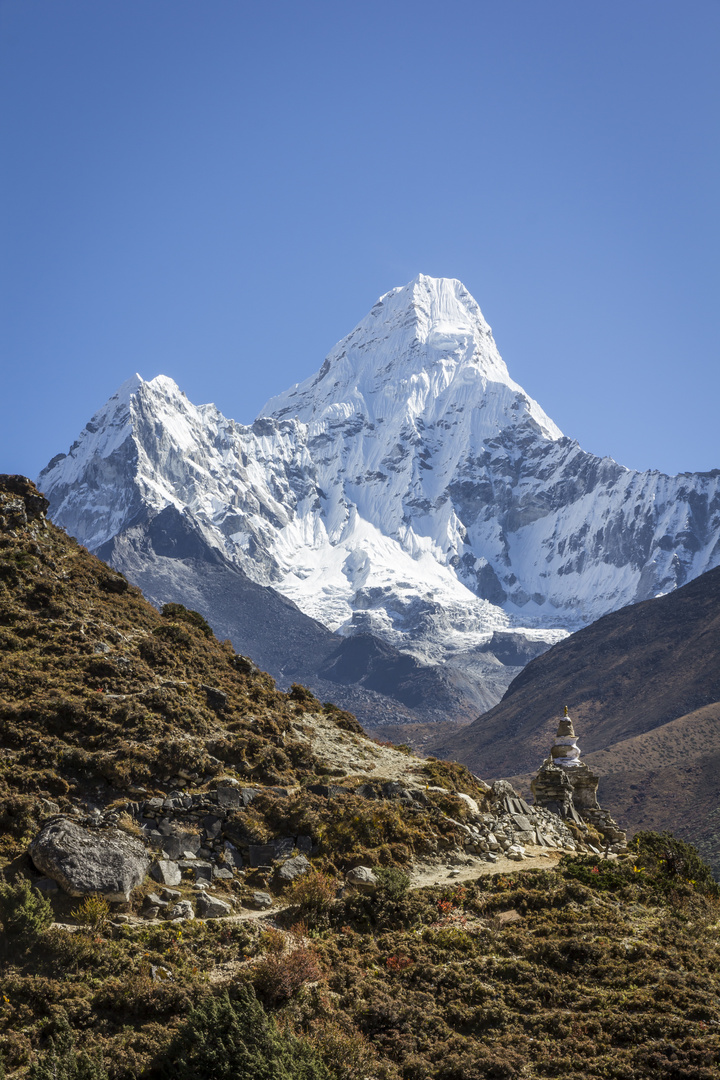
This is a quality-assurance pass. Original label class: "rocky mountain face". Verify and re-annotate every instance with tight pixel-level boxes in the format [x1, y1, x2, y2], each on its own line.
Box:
[93, 503, 485, 732]
[38, 275, 720, 721]
[433, 564, 720, 875]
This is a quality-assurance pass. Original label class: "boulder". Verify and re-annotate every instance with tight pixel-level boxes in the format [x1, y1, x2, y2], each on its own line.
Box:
[197, 892, 232, 919]
[34, 877, 59, 894]
[192, 861, 213, 883]
[247, 891, 273, 910]
[275, 854, 310, 884]
[144, 891, 169, 909]
[248, 842, 276, 867]
[158, 828, 202, 860]
[150, 860, 182, 887]
[455, 792, 480, 815]
[345, 866, 377, 892]
[222, 841, 243, 869]
[216, 786, 241, 808]
[30, 818, 149, 902]
[212, 866, 234, 881]
[169, 899, 195, 921]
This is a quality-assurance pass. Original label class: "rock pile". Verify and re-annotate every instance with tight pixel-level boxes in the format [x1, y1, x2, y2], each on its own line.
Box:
[128, 781, 314, 891]
[453, 780, 596, 861]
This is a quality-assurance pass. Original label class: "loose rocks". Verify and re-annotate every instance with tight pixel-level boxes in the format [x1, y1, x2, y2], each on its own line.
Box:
[150, 860, 182, 887]
[275, 854, 311, 884]
[169, 899, 195, 921]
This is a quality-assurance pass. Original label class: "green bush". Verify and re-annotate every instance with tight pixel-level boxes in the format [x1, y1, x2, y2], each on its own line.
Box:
[27, 1017, 107, 1080]
[287, 869, 337, 919]
[161, 985, 331, 1079]
[161, 603, 213, 638]
[375, 866, 411, 901]
[633, 831, 719, 896]
[71, 894, 111, 932]
[0, 875, 53, 941]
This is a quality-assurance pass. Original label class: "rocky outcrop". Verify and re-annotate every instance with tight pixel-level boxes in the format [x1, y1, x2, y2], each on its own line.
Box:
[29, 818, 150, 902]
[0, 475, 49, 527]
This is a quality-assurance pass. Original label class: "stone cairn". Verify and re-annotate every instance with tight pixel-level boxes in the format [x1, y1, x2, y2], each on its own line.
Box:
[531, 707, 627, 852]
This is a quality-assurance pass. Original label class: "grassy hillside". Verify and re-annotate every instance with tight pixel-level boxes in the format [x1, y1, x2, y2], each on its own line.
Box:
[2, 476, 720, 1079]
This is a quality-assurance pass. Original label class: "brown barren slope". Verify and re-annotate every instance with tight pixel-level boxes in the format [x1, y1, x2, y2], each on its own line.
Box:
[432, 566, 720, 869]
[507, 702, 720, 871]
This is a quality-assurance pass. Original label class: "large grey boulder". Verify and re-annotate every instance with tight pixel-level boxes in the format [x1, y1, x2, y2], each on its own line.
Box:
[247, 891, 273, 910]
[275, 854, 310, 885]
[30, 818, 150, 902]
[345, 866, 377, 892]
[150, 859, 182, 887]
[197, 892, 232, 918]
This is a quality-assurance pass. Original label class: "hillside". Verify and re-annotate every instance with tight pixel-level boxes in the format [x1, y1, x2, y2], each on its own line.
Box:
[2, 475, 720, 1079]
[433, 566, 720, 872]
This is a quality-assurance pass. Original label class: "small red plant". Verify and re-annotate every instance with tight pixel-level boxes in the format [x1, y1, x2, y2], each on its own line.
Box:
[386, 955, 413, 972]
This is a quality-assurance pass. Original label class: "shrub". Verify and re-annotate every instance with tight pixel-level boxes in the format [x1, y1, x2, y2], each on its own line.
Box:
[161, 603, 213, 638]
[375, 866, 411, 901]
[152, 623, 192, 647]
[287, 869, 337, 919]
[560, 855, 632, 893]
[0, 875, 53, 941]
[633, 831, 719, 896]
[288, 683, 320, 709]
[253, 945, 323, 1006]
[309, 1019, 379, 1080]
[161, 985, 330, 1079]
[27, 1017, 107, 1080]
[71, 894, 110, 932]
[258, 926, 286, 955]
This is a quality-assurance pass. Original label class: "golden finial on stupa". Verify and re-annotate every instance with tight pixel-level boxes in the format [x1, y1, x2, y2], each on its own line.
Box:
[564, 705, 569, 717]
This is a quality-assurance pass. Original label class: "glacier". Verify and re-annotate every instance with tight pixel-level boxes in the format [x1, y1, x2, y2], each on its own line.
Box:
[38, 274, 720, 714]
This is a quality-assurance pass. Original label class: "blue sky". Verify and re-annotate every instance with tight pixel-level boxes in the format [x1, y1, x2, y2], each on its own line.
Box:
[1, 0, 718, 479]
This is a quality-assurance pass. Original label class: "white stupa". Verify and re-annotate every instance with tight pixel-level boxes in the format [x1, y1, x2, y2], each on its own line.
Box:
[549, 706, 582, 767]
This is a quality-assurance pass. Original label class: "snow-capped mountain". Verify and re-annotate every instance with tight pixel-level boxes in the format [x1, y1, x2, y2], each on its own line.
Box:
[38, 274, 720, 717]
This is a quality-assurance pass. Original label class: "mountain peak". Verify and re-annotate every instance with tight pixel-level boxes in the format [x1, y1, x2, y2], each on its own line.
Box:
[378, 274, 490, 334]
[260, 274, 561, 441]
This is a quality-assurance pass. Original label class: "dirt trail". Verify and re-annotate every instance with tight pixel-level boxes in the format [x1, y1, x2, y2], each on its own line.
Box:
[293, 715, 429, 786]
[51, 846, 576, 937]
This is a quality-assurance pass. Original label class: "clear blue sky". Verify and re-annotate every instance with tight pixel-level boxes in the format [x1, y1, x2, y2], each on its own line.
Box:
[1, 0, 718, 479]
